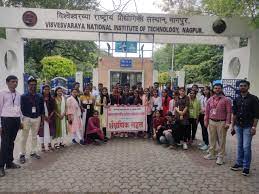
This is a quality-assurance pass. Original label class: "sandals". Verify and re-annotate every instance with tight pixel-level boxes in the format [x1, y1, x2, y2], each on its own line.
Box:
[48, 144, 55, 151]
[59, 142, 65, 148]
[54, 143, 60, 149]
[41, 145, 46, 152]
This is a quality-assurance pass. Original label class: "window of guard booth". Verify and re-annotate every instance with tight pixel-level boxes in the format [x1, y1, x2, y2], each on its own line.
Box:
[110, 71, 142, 91]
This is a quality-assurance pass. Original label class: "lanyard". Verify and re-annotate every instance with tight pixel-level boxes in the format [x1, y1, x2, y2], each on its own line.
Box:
[11, 92, 16, 107]
[212, 96, 221, 109]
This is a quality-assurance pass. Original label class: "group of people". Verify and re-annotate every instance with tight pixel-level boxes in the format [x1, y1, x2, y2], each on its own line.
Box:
[0, 75, 258, 178]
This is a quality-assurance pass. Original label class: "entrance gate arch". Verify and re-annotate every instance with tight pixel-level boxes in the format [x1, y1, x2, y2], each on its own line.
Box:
[0, 7, 258, 95]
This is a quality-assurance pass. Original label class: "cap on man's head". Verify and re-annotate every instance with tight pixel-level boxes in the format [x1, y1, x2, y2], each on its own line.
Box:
[27, 76, 37, 84]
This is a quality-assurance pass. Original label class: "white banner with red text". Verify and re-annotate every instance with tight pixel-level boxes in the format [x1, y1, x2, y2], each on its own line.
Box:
[107, 106, 147, 132]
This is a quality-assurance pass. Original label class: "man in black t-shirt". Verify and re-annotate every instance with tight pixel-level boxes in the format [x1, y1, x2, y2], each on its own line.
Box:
[230, 80, 259, 176]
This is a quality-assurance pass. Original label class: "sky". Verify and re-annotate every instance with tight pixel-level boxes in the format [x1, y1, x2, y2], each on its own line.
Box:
[98, 0, 165, 57]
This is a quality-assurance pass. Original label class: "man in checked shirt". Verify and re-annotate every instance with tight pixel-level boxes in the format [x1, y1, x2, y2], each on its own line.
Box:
[204, 83, 232, 165]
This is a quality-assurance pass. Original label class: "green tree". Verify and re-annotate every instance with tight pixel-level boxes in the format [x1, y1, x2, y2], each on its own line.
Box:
[153, 44, 223, 84]
[158, 72, 171, 84]
[158, 0, 259, 27]
[41, 56, 77, 80]
[182, 65, 201, 84]
[153, 44, 173, 71]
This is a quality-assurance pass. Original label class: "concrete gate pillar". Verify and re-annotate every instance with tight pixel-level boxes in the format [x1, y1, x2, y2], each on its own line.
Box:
[0, 29, 24, 92]
[222, 30, 259, 96]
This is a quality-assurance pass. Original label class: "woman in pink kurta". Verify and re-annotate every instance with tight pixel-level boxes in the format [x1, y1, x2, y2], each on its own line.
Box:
[66, 88, 84, 145]
[86, 110, 104, 143]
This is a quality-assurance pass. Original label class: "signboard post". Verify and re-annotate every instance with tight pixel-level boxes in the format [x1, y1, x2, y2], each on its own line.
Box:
[107, 106, 146, 132]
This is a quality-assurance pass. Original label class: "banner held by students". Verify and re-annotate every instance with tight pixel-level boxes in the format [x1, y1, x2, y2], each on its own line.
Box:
[107, 106, 146, 132]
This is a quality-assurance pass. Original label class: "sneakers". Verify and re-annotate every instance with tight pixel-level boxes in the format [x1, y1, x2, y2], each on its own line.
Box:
[216, 157, 224, 165]
[72, 139, 77, 144]
[79, 140, 85, 145]
[30, 153, 41, 160]
[231, 164, 243, 171]
[242, 168, 250, 176]
[0, 168, 5, 177]
[19, 155, 26, 164]
[231, 165, 250, 176]
[198, 142, 205, 147]
[204, 154, 216, 160]
[6, 162, 21, 169]
[183, 143, 188, 150]
[200, 144, 209, 151]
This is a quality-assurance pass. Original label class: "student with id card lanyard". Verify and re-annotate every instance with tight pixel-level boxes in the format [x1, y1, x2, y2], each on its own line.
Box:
[0, 75, 23, 177]
[20, 77, 44, 164]
[80, 86, 95, 142]
[204, 83, 232, 165]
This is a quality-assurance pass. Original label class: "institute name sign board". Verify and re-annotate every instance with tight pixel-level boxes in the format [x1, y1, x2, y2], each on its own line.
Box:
[0, 7, 251, 37]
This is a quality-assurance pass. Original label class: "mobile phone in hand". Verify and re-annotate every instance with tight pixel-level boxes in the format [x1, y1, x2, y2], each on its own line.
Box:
[231, 129, 236, 136]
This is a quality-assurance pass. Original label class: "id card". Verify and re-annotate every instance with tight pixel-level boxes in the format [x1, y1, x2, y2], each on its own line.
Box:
[212, 109, 217, 115]
[32, 107, 36, 113]
[10, 106, 20, 114]
[87, 105, 91, 110]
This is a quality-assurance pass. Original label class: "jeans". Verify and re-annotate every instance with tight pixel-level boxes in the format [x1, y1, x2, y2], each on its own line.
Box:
[236, 126, 253, 169]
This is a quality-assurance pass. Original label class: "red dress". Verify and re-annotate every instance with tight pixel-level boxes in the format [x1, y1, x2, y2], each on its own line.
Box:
[162, 96, 172, 116]
[153, 117, 166, 130]
[86, 117, 104, 140]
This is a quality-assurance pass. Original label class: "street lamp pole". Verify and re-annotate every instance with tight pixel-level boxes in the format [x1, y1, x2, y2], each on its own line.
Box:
[171, 43, 175, 86]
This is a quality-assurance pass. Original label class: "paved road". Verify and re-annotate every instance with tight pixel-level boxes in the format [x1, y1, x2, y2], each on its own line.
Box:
[0, 129, 258, 193]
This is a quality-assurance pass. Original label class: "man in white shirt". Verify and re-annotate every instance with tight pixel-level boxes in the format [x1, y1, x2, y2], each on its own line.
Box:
[0, 75, 22, 177]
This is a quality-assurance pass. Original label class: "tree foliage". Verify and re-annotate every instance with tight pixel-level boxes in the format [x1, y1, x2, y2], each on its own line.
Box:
[159, 72, 171, 84]
[1, 0, 98, 10]
[153, 44, 223, 84]
[159, 0, 259, 27]
[41, 56, 77, 80]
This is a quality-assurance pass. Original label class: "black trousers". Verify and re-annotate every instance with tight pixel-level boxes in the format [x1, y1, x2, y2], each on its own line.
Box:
[198, 114, 209, 145]
[147, 115, 153, 137]
[175, 121, 189, 143]
[189, 118, 198, 140]
[0, 117, 20, 168]
[155, 126, 166, 143]
[88, 133, 102, 141]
